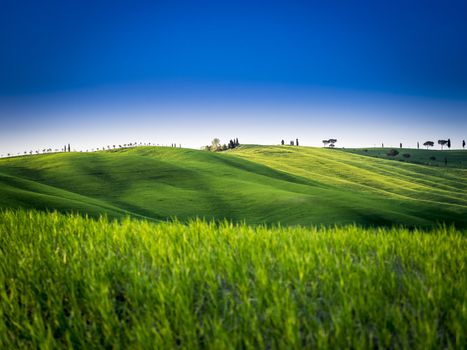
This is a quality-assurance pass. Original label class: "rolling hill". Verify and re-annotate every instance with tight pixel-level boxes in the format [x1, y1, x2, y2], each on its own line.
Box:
[0, 145, 466, 227]
[342, 147, 467, 168]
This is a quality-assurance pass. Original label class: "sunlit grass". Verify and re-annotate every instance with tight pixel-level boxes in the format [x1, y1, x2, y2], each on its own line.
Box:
[1, 210, 465, 349]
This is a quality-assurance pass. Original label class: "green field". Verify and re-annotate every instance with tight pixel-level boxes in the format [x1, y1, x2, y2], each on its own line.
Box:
[2, 146, 467, 348]
[1, 210, 465, 349]
[342, 147, 467, 168]
[0, 145, 466, 227]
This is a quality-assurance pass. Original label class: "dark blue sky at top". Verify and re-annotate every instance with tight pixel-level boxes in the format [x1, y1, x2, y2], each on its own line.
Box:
[1, 0, 467, 99]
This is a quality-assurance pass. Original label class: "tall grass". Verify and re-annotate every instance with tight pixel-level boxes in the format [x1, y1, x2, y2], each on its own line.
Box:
[1, 210, 466, 349]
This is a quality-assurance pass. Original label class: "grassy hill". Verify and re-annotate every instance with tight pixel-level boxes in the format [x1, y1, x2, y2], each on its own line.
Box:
[0, 145, 466, 227]
[342, 147, 467, 168]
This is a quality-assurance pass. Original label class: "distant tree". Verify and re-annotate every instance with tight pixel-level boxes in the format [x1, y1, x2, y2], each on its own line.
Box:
[281, 139, 284, 145]
[382, 143, 384, 148]
[322, 140, 330, 147]
[463, 140, 466, 149]
[403, 153, 411, 158]
[296, 138, 299, 146]
[429, 156, 436, 161]
[290, 140, 294, 146]
[211, 138, 221, 151]
[68, 144, 71, 152]
[417, 142, 419, 149]
[235, 138, 239, 146]
[222, 144, 228, 151]
[438, 140, 448, 150]
[329, 143, 335, 148]
[447, 138, 451, 149]
[400, 143, 402, 148]
[423, 141, 434, 149]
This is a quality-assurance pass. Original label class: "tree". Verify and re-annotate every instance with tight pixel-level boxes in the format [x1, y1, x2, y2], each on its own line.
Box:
[68, 144, 71, 152]
[417, 142, 419, 149]
[438, 140, 448, 150]
[463, 140, 466, 149]
[400, 143, 402, 148]
[211, 138, 220, 150]
[322, 140, 330, 147]
[447, 138, 451, 149]
[382, 143, 384, 148]
[281, 140, 284, 145]
[423, 141, 434, 149]
[296, 138, 299, 146]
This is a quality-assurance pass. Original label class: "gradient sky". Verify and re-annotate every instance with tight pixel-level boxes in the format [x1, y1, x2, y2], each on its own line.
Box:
[1, 0, 466, 154]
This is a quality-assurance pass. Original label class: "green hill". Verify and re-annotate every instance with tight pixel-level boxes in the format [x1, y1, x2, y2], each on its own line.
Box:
[0, 146, 466, 227]
[342, 147, 467, 168]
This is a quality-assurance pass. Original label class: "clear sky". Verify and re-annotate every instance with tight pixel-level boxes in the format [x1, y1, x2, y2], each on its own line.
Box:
[1, 0, 466, 154]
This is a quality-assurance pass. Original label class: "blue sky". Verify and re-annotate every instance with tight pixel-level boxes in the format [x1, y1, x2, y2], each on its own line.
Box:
[1, 0, 466, 153]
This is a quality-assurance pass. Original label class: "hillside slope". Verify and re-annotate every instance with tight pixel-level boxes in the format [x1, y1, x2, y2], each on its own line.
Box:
[0, 146, 466, 227]
[341, 147, 467, 168]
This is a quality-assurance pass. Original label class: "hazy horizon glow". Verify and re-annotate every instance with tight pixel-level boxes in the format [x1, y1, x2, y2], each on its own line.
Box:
[1, 1, 466, 154]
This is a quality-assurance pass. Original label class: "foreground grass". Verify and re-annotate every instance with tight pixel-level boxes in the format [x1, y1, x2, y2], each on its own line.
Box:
[1, 210, 466, 349]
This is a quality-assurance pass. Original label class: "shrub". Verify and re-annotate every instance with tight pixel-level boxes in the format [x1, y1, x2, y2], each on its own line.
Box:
[387, 149, 399, 157]
[403, 153, 411, 158]
[429, 156, 436, 161]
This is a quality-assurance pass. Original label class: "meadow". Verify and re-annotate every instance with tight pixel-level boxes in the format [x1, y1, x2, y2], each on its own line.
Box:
[342, 147, 467, 168]
[1, 210, 466, 349]
[0, 145, 466, 227]
[1, 146, 466, 349]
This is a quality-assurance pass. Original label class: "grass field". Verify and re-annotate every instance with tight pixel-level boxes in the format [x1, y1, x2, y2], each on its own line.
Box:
[342, 147, 467, 168]
[1, 210, 466, 349]
[0, 145, 466, 227]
